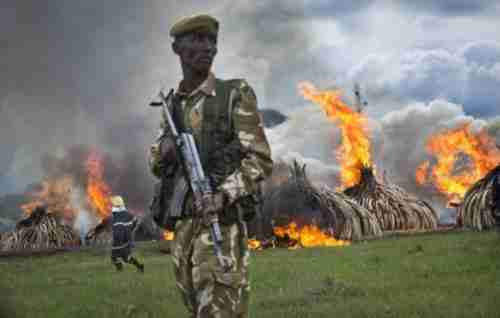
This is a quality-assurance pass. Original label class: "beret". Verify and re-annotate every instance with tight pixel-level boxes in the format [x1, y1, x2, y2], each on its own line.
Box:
[170, 14, 219, 38]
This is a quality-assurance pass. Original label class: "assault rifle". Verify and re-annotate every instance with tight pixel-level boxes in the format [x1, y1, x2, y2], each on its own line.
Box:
[150, 89, 230, 272]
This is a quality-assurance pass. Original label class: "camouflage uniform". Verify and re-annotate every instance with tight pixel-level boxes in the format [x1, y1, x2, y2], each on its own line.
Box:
[149, 73, 272, 317]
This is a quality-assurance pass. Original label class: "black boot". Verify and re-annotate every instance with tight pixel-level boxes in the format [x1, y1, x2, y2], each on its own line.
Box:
[137, 263, 145, 273]
[129, 257, 144, 273]
[114, 262, 123, 272]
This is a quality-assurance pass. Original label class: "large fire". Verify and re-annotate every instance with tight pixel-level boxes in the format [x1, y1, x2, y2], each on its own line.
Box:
[248, 239, 263, 250]
[163, 230, 174, 241]
[249, 222, 350, 250]
[85, 150, 112, 219]
[416, 123, 500, 203]
[298, 82, 372, 189]
[274, 222, 350, 248]
[21, 149, 114, 221]
[21, 175, 76, 221]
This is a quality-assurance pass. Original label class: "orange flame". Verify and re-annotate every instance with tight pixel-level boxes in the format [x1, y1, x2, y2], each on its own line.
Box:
[85, 150, 112, 219]
[163, 231, 174, 241]
[20, 148, 115, 222]
[416, 123, 500, 202]
[298, 82, 372, 188]
[21, 175, 76, 220]
[248, 239, 262, 250]
[415, 161, 429, 185]
[273, 222, 350, 248]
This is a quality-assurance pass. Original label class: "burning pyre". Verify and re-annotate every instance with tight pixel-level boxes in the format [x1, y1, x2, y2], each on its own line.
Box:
[1, 146, 160, 251]
[416, 123, 500, 206]
[298, 81, 372, 189]
[0, 206, 80, 251]
[19, 148, 113, 223]
[298, 81, 441, 233]
[260, 161, 382, 244]
[345, 166, 438, 231]
[456, 165, 500, 230]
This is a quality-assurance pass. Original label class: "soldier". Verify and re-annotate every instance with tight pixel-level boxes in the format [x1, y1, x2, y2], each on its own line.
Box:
[110, 195, 145, 273]
[149, 14, 272, 318]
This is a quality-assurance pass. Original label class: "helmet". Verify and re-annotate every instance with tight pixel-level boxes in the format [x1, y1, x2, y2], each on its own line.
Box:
[110, 196, 126, 209]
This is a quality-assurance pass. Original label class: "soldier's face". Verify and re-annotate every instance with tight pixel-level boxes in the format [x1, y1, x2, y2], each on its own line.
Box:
[174, 30, 217, 73]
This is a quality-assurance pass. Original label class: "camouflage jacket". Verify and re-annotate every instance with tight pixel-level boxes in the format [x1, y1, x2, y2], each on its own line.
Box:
[149, 73, 272, 220]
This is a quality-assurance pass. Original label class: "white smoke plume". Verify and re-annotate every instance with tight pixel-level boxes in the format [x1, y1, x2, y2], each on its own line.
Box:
[71, 188, 99, 243]
[267, 97, 497, 223]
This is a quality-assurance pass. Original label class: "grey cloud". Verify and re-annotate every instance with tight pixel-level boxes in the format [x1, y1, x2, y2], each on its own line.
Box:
[0, 0, 333, 195]
[349, 42, 500, 118]
[393, 0, 498, 16]
[1, 0, 500, 201]
[0, 0, 155, 195]
[302, 0, 374, 18]
[266, 45, 353, 109]
[219, 1, 311, 60]
[460, 41, 500, 67]
[459, 41, 500, 117]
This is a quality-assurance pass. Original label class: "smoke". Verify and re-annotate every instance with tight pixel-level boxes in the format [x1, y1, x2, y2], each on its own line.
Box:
[0, 0, 334, 197]
[486, 117, 500, 142]
[2, 2, 500, 228]
[71, 188, 97, 243]
[266, 96, 384, 189]
[267, 97, 498, 222]
[371, 99, 492, 222]
[39, 145, 153, 213]
[378, 99, 489, 186]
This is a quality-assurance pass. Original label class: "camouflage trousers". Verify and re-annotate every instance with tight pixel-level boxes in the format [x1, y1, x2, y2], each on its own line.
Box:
[172, 217, 250, 318]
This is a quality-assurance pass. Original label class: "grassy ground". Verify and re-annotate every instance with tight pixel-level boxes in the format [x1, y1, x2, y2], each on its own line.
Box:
[0, 230, 499, 318]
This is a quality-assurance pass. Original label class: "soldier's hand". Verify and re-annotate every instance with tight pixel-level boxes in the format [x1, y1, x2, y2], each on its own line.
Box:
[154, 138, 176, 164]
[150, 143, 161, 159]
[160, 138, 175, 163]
[197, 192, 227, 226]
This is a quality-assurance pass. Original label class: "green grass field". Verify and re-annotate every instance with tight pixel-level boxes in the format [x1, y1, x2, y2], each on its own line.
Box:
[1, 230, 499, 318]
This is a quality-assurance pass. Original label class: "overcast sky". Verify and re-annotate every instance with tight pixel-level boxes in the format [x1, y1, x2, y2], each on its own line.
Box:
[1, 0, 499, 195]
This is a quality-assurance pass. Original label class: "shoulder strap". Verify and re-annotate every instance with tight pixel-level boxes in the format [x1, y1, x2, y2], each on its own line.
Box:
[171, 93, 185, 134]
[223, 79, 245, 131]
